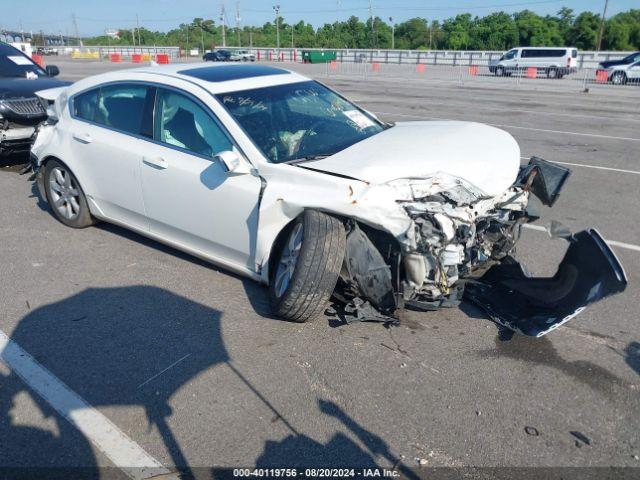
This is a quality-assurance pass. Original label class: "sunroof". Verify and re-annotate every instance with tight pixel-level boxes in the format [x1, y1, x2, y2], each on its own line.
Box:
[178, 64, 290, 82]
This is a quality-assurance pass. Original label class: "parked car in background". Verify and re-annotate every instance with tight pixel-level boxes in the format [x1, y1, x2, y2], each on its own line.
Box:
[231, 49, 256, 62]
[203, 50, 231, 62]
[600, 60, 640, 85]
[0, 42, 67, 157]
[598, 51, 640, 70]
[36, 47, 59, 56]
[489, 47, 578, 78]
[30, 63, 626, 336]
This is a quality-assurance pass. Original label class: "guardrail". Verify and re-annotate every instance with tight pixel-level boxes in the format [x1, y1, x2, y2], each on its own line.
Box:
[240, 47, 634, 70]
[58, 45, 634, 70]
[62, 46, 181, 59]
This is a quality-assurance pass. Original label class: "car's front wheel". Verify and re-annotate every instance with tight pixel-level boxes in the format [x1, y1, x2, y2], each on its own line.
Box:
[495, 66, 505, 77]
[44, 160, 94, 228]
[269, 210, 346, 322]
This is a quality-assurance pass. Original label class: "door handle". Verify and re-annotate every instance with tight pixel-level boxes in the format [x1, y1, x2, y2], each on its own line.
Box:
[143, 156, 168, 170]
[72, 132, 92, 144]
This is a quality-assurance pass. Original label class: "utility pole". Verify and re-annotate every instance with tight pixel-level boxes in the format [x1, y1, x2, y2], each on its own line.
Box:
[596, 0, 609, 51]
[20, 21, 25, 43]
[185, 24, 189, 56]
[199, 21, 205, 53]
[72, 14, 80, 46]
[249, 28, 253, 48]
[236, 2, 241, 46]
[136, 14, 140, 46]
[220, 4, 226, 47]
[273, 5, 280, 49]
[389, 17, 394, 49]
[368, 0, 375, 48]
[291, 24, 294, 48]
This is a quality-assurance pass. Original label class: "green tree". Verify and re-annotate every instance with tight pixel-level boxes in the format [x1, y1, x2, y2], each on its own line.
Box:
[567, 11, 600, 49]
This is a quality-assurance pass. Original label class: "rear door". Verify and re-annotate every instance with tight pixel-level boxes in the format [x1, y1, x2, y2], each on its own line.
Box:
[68, 83, 153, 230]
[140, 87, 262, 271]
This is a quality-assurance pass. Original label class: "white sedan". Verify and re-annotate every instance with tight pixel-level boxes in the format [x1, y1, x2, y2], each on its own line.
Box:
[602, 60, 640, 85]
[31, 63, 626, 337]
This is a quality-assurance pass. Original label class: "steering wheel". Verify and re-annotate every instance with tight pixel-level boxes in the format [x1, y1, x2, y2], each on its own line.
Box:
[295, 120, 329, 158]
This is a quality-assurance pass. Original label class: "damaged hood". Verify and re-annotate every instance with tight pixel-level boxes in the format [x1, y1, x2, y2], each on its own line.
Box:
[305, 121, 521, 197]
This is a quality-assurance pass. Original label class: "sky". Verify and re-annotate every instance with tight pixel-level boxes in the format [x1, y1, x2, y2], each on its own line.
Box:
[1, 0, 636, 37]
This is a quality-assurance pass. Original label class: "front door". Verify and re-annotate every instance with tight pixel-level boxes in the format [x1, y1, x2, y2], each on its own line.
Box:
[140, 87, 262, 272]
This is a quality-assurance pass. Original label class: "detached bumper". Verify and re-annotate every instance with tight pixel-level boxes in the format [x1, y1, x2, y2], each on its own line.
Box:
[465, 229, 627, 337]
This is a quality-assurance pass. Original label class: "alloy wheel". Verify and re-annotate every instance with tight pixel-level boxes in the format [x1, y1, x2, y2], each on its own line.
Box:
[49, 166, 81, 220]
[274, 223, 304, 298]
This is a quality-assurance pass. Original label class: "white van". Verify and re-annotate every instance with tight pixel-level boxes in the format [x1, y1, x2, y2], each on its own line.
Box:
[489, 47, 578, 78]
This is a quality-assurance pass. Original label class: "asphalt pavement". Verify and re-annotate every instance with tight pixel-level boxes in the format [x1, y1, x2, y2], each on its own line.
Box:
[0, 57, 639, 477]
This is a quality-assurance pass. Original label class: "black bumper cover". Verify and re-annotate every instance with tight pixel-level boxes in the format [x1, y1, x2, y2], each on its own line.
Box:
[465, 229, 627, 337]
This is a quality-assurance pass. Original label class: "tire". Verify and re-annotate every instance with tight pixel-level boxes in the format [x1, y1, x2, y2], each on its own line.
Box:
[547, 67, 558, 79]
[269, 210, 346, 322]
[44, 159, 94, 228]
[495, 66, 504, 77]
[611, 71, 627, 85]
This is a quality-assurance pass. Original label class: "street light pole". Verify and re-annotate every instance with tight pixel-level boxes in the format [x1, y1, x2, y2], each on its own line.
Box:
[389, 16, 394, 50]
[273, 5, 280, 50]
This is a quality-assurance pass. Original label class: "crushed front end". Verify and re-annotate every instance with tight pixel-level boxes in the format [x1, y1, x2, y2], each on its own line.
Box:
[338, 157, 627, 336]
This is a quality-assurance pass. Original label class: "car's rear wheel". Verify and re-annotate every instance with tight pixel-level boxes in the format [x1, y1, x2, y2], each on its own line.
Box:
[611, 71, 627, 85]
[44, 160, 94, 228]
[269, 210, 346, 322]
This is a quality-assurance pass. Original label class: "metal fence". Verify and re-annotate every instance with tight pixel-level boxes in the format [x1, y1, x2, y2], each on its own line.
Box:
[322, 61, 640, 91]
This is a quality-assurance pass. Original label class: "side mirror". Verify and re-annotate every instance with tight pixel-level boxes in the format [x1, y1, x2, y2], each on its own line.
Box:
[215, 150, 251, 175]
[45, 65, 60, 77]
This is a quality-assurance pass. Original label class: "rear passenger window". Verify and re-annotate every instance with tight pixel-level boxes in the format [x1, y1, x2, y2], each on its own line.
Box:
[97, 84, 149, 135]
[73, 89, 99, 122]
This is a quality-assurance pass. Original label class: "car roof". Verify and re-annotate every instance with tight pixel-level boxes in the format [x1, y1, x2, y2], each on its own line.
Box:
[81, 62, 311, 94]
[514, 46, 576, 50]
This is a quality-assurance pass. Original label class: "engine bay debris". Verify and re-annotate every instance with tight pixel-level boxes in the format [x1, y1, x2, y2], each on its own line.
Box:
[336, 157, 627, 336]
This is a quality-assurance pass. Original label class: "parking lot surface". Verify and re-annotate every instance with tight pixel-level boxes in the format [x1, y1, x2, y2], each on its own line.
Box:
[1, 58, 639, 476]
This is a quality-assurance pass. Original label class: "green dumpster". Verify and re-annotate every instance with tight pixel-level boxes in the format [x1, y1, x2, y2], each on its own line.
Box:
[301, 50, 337, 63]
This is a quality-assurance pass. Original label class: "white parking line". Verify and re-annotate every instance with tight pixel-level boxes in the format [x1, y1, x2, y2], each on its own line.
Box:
[523, 224, 640, 252]
[373, 110, 640, 142]
[392, 99, 640, 124]
[0, 329, 174, 480]
[520, 156, 640, 175]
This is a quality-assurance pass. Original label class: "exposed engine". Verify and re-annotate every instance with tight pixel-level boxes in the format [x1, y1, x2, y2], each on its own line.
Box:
[394, 174, 530, 308]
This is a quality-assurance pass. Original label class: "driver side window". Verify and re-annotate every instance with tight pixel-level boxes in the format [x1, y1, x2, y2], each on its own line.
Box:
[154, 89, 232, 158]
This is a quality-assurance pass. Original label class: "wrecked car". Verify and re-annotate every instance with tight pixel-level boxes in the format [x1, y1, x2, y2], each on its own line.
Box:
[0, 41, 67, 157]
[29, 64, 627, 336]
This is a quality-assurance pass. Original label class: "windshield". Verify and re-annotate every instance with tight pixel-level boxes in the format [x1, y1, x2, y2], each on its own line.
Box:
[216, 80, 385, 163]
[623, 52, 640, 63]
[501, 50, 517, 61]
[0, 44, 47, 78]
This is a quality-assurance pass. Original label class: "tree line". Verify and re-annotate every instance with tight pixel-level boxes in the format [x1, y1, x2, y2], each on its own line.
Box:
[85, 8, 640, 52]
